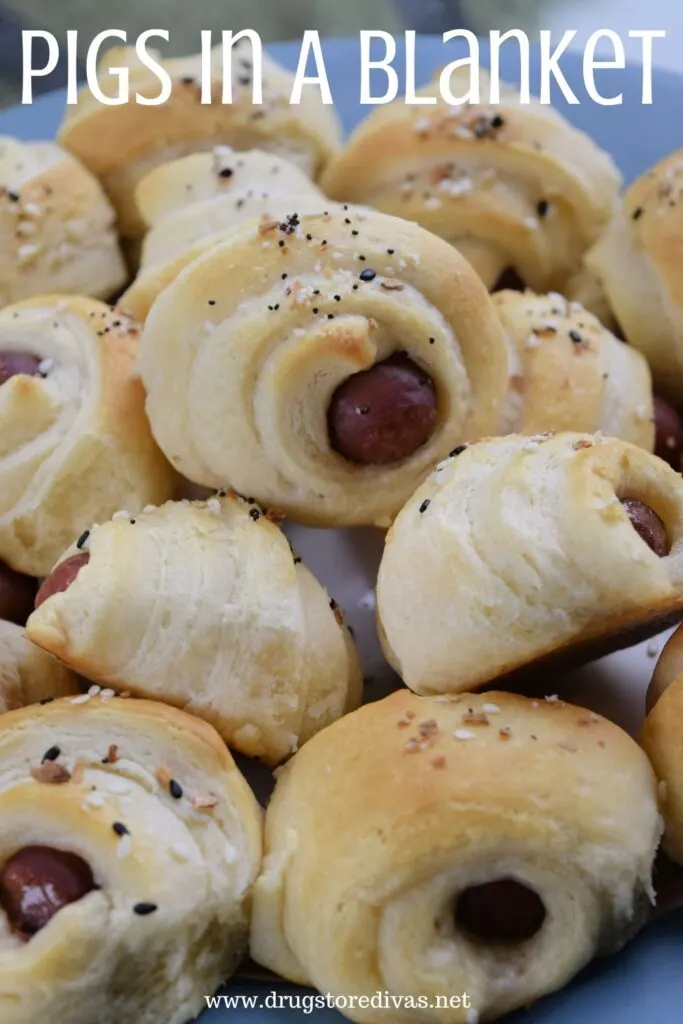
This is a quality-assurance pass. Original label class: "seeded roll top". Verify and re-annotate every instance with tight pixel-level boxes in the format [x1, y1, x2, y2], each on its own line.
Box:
[0, 695, 262, 1024]
[0, 136, 126, 306]
[59, 43, 342, 239]
[321, 66, 620, 295]
[251, 690, 660, 1024]
[138, 205, 510, 528]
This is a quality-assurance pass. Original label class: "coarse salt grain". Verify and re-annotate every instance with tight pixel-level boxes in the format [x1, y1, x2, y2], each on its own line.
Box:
[82, 792, 105, 810]
[142, 505, 156, 513]
[482, 703, 501, 714]
[454, 729, 476, 741]
[205, 497, 221, 513]
[88, 685, 102, 697]
[646, 642, 659, 658]
[38, 357, 54, 374]
[358, 590, 376, 611]
[112, 510, 130, 521]
[523, 440, 540, 452]
[70, 693, 91, 705]
[99, 689, 115, 701]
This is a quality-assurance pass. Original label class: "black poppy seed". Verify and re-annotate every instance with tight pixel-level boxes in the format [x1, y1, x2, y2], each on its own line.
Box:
[419, 499, 431, 514]
[218, 167, 233, 179]
[569, 330, 583, 344]
[313, 289, 320, 295]
[306, 233, 313, 240]
[359, 268, 376, 282]
[281, 273, 287, 280]
[76, 530, 90, 550]
[602, 372, 609, 380]
[235, 199, 244, 209]
[345, 218, 351, 224]
[112, 822, 130, 837]
[358, 254, 367, 261]
[278, 240, 285, 248]
[352, 284, 359, 290]
[632, 207, 644, 220]
[6, 191, 19, 202]
[208, 299, 216, 305]
[180, 75, 195, 84]
[129, 519, 136, 525]
[133, 902, 158, 916]
[358, 405, 370, 415]
[169, 779, 183, 799]
[267, 305, 273, 311]
[312, 307, 319, 314]
[273, 304, 279, 310]
[327, 313, 334, 319]
[41, 745, 60, 763]
[249, 508, 260, 521]
[39, 696, 55, 705]
[329, 598, 338, 610]
[387, 248, 394, 254]
[351, 229, 359, 236]
[429, 337, 435, 344]
[537, 199, 549, 217]
[334, 295, 341, 301]
[491, 114, 505, 129]
[246, 497, 255, 504]
[450, 445, 467, 457]
[347, 625, 355, 637]
[293, 556, 302, 565]
[321, 239, 327, 246]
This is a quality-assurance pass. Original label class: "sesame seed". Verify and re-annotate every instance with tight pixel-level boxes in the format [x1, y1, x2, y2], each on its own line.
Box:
[632, 207, 643, 220]
[449, 445, 467, 457]
[112, 821, 129, 837]
[454, 729, 476, 740]
[537, 199, 549, 217]
[218, 167, 233, 178]
[169, 779, 183, 799]
[41, 745, 60, 763]
[359, 268, 376, 282]
[419, 499, 431, 513]
[569, 329, 583, 344]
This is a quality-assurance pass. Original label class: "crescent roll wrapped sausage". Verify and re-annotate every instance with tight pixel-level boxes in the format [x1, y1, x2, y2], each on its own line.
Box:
[122, 147, 327, 322]
[0, 695, 262, 1024]
[320, 67, 620, 294]
[0, 620, 78, 713]
[59, 43, 342, 240]
[585, 150, 683, 404]
[493, 289, 654, 446]
[0, 137, 126, 305]
[251, 690, 660, 1024]
[26, 494, 362, 765]
[377, 433, 683, 695]
[643, 627, 683, 865]
[0, 295, 174, 577]
[139, 207, 510, 528]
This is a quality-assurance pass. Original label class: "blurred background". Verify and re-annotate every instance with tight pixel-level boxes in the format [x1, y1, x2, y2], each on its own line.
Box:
[0, 0, 679, 107]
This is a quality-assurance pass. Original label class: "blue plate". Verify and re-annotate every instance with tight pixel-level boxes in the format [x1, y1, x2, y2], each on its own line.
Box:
[2, 33, 683, 1024]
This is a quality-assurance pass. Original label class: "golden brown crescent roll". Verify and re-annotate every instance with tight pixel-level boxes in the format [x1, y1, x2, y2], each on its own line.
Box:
[0, 137, 126, 305]
[121, 147, 327, 322]
[251, 690, 660, 1023]
[646, 625, 683, 713]
[586, 150, 683, 404]
[377, 432, 683, 696]
[493, 289, 654, 446]
[0, 294, 174, 577]
[26, 494, 362, 765]
[59, 43, 342, 240]
[320, 67, 620, 294]
[138, 206, 510, 528]
[0, 620, 78, 712]
[0, 694, 262, 1024]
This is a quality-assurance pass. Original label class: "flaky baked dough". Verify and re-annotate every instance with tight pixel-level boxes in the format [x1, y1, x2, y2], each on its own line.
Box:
[0, 137, 126, 305]
[0, 695, 262, 1024]
[377, 433, 683, 695]
[320, 68, 620, 294]
[643, 636, 683, 865]
[251, 690, 660, 1023]
[0, 620, 78, 712]
[139, 206, 510, 528]
[0, 294, 174, 576]
[59, 44, 342, 239]
[586, 149, 683, 403]
[493, 289, 654, 447]
[122, 147, 327, 321]
[26, 495, 362, 765]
